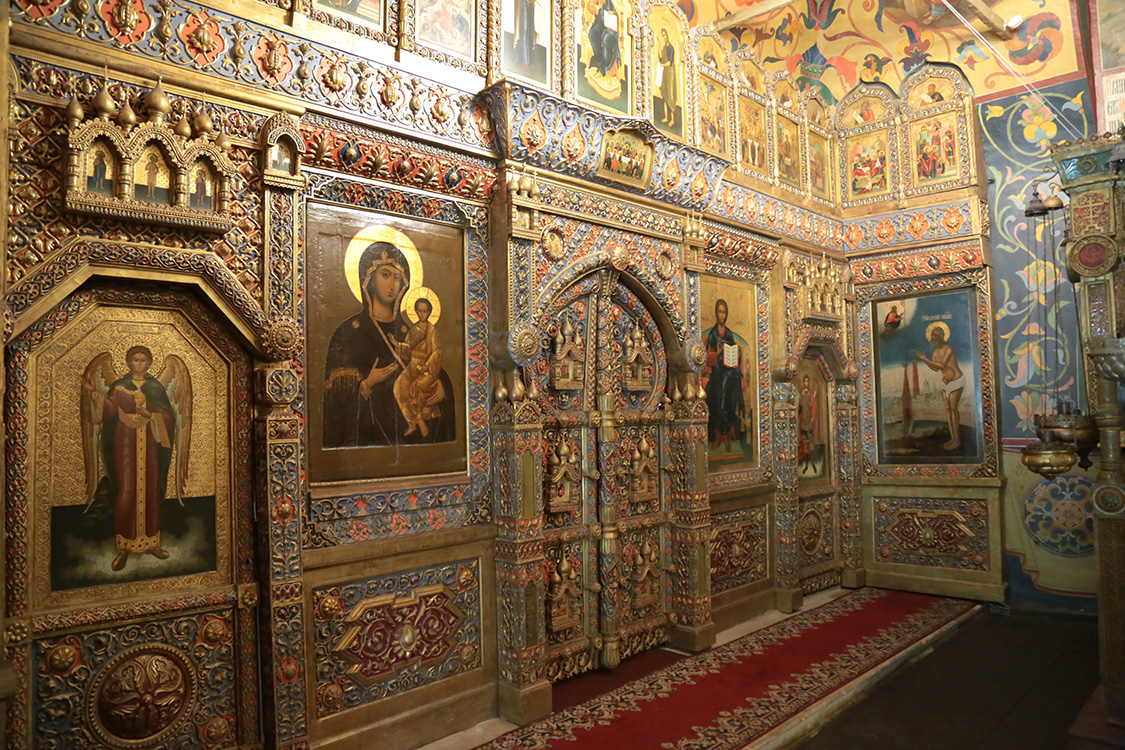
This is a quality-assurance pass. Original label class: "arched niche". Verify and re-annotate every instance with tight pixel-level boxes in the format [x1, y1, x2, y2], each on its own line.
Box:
[836, 81, 899, 211]
[897, 63, 977, 198]
[259, 112, 306, 191]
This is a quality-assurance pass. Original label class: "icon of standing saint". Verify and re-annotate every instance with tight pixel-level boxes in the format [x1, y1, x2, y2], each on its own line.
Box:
[80, 347, 193, 571]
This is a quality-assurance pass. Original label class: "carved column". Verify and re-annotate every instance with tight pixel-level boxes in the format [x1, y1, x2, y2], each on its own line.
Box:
[255, 361, 307, 747]
[772, 381, 802, 612]
[0, 11, 19, 733]
[837, 383, 865, 588]
[257, 114, 309, 749]
[667, 375, 717, 652]
[1051, 134, 1125, 740]
[493, 370, 552, 723]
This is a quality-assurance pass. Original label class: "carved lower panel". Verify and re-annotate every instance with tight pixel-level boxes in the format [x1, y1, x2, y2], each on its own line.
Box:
[873, 497, 989, 570]
[710, 506, 769, 594]
[801, 569, 842, 595]
[32, 611, 238, 749]
[619, 618, 671, 662]
[797, 495, 838, 568]
[312, 560, 482, 717]
[543, 640, 599, 683]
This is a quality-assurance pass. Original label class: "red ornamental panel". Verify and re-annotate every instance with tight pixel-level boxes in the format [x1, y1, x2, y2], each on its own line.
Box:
[333, 584, 465, 684]
[887, 509, 971, 555]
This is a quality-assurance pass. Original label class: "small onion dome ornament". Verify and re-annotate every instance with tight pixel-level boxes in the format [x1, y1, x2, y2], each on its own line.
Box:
[214, 131, 232, 152]
[66, 94, 84, 128]
[145, 78, 172, 122]
[174, 115, 192, 138]
[117, 98, 137, 128]
[192, 107, 214, 136]
[91, 81, 117, 120]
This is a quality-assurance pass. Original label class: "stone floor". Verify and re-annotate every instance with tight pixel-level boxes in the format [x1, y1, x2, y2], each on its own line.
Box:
[792, 606, 1100, 750]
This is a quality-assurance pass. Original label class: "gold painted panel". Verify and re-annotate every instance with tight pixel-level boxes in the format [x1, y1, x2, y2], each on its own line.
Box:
[501, 0, 552, 85]
[418, 0, 476, 57]
[842, 95, 890, 127]
[133, 144, 172, 204]
[795, 357, 830, 483]
[307, 202, 467, 483]
[808, 130, 832, 202]
[698, 78, 729, 159]
[576, 0, 634, 115]
[906, 78, 955, 109]
[30, 307, 231, 610]
[595, 129, 654, 188]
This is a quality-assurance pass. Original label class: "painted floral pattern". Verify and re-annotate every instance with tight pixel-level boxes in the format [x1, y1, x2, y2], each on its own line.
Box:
[979, 80, 1092, 436]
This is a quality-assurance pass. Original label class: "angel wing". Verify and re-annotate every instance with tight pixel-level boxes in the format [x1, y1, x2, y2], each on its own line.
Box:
[158, 355, 193, 506]
[80, 352, 118, 507]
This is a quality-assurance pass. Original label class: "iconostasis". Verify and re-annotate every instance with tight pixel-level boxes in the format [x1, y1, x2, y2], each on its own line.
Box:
[3, 0, 998, 742]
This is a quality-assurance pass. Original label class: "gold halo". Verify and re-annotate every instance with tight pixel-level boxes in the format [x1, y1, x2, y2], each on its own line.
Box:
[401, 286, 441, 326]
[343, 226, 423, 303]
[925, 321, 950, 342]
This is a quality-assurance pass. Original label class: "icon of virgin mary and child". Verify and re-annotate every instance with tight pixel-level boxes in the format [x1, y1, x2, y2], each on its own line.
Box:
[323, 241, 456, 447]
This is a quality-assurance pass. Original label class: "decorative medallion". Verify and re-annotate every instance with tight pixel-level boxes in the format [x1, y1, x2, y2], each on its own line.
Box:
[610, 243, 630, 270]
[88, 644, 197, 748]
[98, 0, 152, 45]
[253, 36, 294, 84]
[542, 228, 566, 262]
[45, 642, 80, 675]
[1094, 485, 1125, 515]
[509, 325, 541, 365]
[662, 158, 681, 191]
[655, 249, 676, 280]
[319, 682, 345, 714]
[797, 509, 823, 555]
[691, 170, 709, 202]
[264, 316, 302, 361]
[178, 11, 225, 66]
[1068, 235, 1118, 278]
[906, 212, 930, 239]
[1023, 475, 1095, 556]
[202, 715, 232, 746]
[200, 616, 230, 646]
[687, 338, 706, 369]
[520, 109, 549, 155]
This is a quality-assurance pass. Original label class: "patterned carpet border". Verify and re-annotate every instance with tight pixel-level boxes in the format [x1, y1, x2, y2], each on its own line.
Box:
[478, 588, 978, 750]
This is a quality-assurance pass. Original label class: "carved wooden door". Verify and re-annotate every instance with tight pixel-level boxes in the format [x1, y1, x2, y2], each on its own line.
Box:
[540, 270, 672, 682]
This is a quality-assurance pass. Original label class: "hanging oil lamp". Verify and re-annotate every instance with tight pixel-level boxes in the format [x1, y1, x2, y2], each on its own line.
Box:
[1020, 181, 1082, 478]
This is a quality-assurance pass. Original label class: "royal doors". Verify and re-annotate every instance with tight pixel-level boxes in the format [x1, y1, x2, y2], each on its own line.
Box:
[538, 269, 678, 681]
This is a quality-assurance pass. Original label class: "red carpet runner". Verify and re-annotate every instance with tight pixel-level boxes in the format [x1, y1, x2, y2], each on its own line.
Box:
[478, 588, 978, 750]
